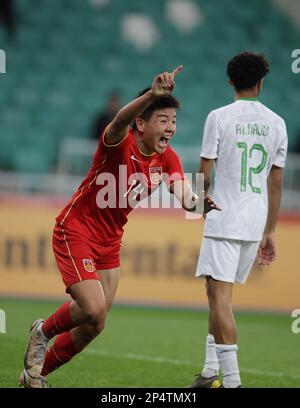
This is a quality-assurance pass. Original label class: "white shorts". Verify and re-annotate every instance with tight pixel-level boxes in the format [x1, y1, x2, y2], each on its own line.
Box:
[195, 237, 260, 284]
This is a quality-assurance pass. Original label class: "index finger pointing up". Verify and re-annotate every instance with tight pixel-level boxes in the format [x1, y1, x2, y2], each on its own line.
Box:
[172, 65, 184, 78]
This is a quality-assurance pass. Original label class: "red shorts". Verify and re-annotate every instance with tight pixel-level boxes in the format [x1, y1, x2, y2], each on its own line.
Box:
[52, 224, 121, 293]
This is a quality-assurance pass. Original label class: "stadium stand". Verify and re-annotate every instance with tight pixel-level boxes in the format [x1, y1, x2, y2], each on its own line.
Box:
[0, 0, 299, 173]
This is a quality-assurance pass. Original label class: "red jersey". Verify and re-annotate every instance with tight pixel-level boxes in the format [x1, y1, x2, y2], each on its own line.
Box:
[56, 128, 185, 244]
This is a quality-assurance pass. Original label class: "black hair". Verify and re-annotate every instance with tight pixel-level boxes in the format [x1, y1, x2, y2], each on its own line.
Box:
[131, 87, 180, 130]
[227, 51, 270, 91]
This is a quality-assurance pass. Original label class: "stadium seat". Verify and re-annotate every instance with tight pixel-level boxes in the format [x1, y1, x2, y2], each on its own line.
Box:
[0, 0, 299, 172]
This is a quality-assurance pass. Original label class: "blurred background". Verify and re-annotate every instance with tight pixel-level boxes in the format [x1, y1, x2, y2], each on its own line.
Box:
[0, 0, 299, 310]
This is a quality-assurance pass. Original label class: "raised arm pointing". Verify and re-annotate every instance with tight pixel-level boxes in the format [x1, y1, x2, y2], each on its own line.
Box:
[105, 66, 183, 145]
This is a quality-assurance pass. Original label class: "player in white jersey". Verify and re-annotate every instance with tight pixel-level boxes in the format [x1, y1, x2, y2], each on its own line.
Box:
[188, 52, 288, 388]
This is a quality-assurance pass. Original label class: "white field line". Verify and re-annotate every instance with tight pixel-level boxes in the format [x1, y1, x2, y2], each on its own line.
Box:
[85, 348, 300, 381]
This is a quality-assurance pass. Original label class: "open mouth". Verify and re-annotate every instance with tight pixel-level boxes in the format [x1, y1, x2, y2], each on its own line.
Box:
[158, 136, 171, 148]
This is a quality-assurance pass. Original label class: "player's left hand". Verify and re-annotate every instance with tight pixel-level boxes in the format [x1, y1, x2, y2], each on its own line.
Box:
[203, 195, 221, 215]
[257, 233, 276, 266]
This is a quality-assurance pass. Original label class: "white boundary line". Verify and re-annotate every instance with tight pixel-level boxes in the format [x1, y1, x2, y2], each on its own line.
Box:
[85, 348, 300, 381]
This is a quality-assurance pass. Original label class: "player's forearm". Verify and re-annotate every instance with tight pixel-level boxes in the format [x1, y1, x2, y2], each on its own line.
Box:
[264, 178, 283, 234]
[111, 90, 157, 131]
[183, 190, 197, 212]
[172, 181, 197, 212]
[203, 174, 211, 196]
[199, 158, 213, 196]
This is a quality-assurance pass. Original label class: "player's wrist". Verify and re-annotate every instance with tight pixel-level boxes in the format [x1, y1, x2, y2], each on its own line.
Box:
[148, 89, 161, 99]
[264, 230, 275, 236]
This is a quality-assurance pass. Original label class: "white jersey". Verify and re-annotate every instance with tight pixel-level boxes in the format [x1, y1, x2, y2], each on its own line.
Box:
[201, 98, 288, 241]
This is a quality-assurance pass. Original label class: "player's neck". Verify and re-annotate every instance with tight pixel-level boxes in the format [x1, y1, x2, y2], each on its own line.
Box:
[234, 90, 259, 101]
[133, 131, 156, 156]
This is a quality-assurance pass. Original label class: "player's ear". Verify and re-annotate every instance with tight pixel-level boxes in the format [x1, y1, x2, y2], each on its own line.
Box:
[258, 78, 264, 90]
[229, 79, 235, 87]
[135, 117, 145, 132]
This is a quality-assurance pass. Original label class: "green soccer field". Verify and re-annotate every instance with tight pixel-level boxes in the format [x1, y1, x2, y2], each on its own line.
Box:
[0, 298, 299, 388]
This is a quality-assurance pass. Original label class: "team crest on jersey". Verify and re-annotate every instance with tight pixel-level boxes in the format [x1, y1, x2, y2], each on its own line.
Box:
[149, 166, 163, 184]
[82, 259, 95, 273]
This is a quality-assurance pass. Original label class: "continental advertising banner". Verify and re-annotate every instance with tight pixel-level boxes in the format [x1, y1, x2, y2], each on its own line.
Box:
[0, 197, 299, 312]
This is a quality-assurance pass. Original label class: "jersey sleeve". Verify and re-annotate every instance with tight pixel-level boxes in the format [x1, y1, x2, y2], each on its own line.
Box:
[101, 124, 131, 151]
[200, 110, 221, 159]
[92, 126, 131, 166]
[273, 119, 288, 168]
[163, 148, 186, 190]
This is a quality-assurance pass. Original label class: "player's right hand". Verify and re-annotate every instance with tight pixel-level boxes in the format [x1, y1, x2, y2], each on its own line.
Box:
[203, 195, 221, 215]
[151, 65, 183, 97]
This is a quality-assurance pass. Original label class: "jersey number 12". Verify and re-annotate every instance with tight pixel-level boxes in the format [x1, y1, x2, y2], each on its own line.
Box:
[237, 142, 267, 194]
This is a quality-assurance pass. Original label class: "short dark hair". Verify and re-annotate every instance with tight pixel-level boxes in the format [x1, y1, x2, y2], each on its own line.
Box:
[132, 87, 180, 130]
[227, 51, 270, 91]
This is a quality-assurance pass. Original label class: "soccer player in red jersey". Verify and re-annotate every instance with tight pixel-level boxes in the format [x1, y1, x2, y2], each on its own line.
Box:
[19, 66, 218, 387]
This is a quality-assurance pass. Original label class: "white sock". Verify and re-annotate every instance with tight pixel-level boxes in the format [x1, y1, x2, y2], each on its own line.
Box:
[215, 344, 241, 388]
[201, 334, 219, 378]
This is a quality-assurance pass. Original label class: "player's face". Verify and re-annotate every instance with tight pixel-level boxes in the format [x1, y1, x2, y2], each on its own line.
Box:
[143, 108, 177, 154]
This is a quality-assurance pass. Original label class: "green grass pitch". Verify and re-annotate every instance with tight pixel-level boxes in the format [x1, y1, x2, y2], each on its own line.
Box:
[0, 298, 299, 388]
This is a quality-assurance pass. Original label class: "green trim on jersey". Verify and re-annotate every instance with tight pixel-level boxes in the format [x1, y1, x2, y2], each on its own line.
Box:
[238, 97, 259, 101]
